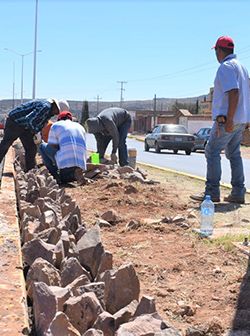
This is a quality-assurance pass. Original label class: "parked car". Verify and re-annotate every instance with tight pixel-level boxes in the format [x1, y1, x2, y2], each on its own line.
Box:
[192, 127, 211, 152]
[144, 124, 195, 155]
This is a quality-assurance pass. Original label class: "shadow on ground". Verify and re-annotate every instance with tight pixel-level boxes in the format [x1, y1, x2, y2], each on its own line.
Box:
[230, 256, 250, 334]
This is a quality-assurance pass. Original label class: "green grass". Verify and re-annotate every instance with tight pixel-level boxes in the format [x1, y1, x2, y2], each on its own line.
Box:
[211, 233, 250, 251]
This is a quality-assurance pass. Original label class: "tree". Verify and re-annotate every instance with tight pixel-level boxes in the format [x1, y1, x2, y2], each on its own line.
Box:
[80, 100, 89, 127]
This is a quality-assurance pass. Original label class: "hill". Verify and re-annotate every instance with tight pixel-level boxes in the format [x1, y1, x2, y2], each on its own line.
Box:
[0, 95, 206, 120]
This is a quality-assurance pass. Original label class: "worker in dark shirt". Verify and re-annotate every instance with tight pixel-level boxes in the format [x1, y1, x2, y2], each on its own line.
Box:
[86, 107, 131, 166]
[0, 98, 63, 171]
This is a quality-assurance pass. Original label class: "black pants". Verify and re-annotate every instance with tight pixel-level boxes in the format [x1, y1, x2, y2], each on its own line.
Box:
[0, 117, 37, 171]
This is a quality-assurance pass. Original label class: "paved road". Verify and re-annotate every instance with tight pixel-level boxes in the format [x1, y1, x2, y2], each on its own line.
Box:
[86, 133, 250, 189]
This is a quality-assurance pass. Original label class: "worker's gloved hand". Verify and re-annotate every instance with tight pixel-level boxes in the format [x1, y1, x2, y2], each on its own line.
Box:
[111, 153, 118, 164]
[33, 132, 42, 145]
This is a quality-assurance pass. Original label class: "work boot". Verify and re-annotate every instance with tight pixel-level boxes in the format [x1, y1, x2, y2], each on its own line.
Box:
[224, 194, 245, 204]
[74, 167, 85, 185]
[190, 192, 220, 203]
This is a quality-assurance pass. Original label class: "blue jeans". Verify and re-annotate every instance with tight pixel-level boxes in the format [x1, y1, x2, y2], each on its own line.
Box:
[205, 122, 246, 198]
[39, 143, 78, 183]
[39, 142, 58, 178]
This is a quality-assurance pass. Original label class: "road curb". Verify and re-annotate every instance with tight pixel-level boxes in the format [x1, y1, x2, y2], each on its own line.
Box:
[137, 161, 250, 194]
[0, 148, 29, 335]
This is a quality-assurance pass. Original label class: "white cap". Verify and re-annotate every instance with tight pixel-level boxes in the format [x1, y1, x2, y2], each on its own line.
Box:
[58, 100, 70, 112]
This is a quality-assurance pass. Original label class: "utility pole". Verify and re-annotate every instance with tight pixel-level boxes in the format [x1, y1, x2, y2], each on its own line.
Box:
[94, 95, 102, 114]
[153, 94, 157, 128]
[117, 81, 127, 107]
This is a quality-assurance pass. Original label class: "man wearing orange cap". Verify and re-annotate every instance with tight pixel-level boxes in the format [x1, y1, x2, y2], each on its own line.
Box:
[191, 36, 250, 204]
[39, 105, 87, 184]
[0, 98, 63, 171]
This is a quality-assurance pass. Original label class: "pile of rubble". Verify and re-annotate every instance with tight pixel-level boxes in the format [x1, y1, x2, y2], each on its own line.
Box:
[14, 158, 181, 335]
[77, 162, 160, 186]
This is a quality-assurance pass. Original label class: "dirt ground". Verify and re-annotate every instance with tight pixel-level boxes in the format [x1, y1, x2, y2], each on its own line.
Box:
[66, 151, 250, 336]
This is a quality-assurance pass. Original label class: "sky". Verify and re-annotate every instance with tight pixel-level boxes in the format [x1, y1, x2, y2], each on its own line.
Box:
[1, 0, 250, 103]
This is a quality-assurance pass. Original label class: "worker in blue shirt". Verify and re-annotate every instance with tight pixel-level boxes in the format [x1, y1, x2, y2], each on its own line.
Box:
[0, 98, 65, 171]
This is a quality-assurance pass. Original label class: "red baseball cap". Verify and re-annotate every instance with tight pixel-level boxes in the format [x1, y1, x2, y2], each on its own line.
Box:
[57, 111, 73, 121]
[212, 36, 234, 49]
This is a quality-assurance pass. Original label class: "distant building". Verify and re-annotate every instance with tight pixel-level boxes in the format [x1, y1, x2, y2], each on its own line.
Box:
[200, 87, 213, 115]
[129, 108, 212, 134]
[130, 110, 177, 133]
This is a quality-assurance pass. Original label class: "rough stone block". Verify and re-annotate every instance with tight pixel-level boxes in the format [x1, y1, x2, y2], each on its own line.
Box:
[32, 282, 57, 336]
[64, 292, 104, 334]
[103, 263, 140, 314]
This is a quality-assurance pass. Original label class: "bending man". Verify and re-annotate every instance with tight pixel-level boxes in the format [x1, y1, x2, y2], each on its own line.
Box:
[86, 107, 131, 166]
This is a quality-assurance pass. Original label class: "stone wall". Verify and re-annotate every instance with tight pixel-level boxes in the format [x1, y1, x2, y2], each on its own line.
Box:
[14, 154, 181, 336]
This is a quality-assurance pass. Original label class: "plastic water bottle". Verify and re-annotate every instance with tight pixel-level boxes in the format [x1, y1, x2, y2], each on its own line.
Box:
[200, 195, 214, 237]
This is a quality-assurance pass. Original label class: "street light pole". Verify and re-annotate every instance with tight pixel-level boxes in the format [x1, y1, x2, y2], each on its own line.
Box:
[4, 48, 41, 103]
[21, 55, 24, 103]
[4, 48, 33, 103]
[32, 0, 38, 99]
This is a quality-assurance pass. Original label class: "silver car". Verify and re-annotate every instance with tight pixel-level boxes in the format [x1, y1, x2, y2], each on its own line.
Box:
[192, 127, 211, 152]
[144, 124, 195, 155]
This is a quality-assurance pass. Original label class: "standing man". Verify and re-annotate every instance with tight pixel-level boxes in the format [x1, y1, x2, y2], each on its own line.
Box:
[39, 109, 87, 184]
[0, 98, 63, 171]
[86, 107, 131, 166]
[191, 36, 250, 204]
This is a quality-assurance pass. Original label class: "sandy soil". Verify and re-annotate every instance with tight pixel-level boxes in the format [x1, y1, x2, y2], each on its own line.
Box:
[66, 162, 250, 336]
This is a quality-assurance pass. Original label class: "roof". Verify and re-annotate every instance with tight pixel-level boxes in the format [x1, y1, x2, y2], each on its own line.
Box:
[178, 109, 192, 116]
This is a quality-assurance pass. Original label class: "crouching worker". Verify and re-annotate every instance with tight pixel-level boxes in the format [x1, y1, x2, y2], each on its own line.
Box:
[0, 98, 61, 172]
[86, 107, 131, 166]
[39, 110, 87, 184]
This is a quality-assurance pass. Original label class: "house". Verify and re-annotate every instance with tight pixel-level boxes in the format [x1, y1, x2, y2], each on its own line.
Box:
[129, 110, 178, 133]
[129, 108, 212, 134]
[177, 109, 213, 134]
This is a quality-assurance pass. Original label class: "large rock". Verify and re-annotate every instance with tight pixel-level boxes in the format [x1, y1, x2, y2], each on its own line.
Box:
[40, 209, 59, 228]
[76, 225, 104, 279]
[61, 257, 91, 287]
[96, 251, 113, 279]
[103, 263, 140, 314]
[113, 300, 138, 329]
[70, 282, 105, 309]
[92, 311, 115, 336]
[45, 312, 81, 336]
[20, 204, 42, 219]
[63, 292, 104, 334]
[49, 286, 71, 312]
[32, 282, 57, 336]
[37, 227, 61, 245]
[67, 274, 91, 293]
[22, 238, 55, 266]
[134, 295, 156, 316]
[116, 313, 169, 335]
[27, 258, 61, 298]
[21, 220, 39, 243]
